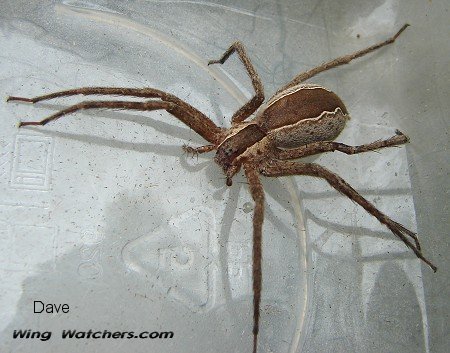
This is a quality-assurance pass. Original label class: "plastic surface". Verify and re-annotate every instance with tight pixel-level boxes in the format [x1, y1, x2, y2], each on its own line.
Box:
[0, 1, 448, 353]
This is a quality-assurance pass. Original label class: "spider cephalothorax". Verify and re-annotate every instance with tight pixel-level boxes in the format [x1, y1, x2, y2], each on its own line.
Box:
[7, 23, 436, 353]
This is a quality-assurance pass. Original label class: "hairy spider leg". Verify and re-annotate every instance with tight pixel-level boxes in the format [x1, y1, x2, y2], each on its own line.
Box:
[243, 165, 265, 353]
[278, 24, 410, 94]
[260, 160, 437, 272]
[7, 87, 178, 103]
[8, 87, 223, 144]
[208, 42, 264, 124]
[275, 130, 409, 160]
[17, 100, 173, 126]
[274, 131, 420, 248]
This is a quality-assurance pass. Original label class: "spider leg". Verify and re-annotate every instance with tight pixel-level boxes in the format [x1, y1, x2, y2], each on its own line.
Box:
[279, 24, 410, 93]
[208, 42, 264, 124]
[260, 160, 437, 272]
[17, 99, 222, 143]
[6, 87, 173, 103]
[243, 164, 265, 353]
[9, 87, 224, 143]
[276, 130, 409, 160]
[18, 100, 174, 127]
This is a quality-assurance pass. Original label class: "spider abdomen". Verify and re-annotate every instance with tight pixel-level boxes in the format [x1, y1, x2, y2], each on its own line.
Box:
[257, 84, 350, 148]
[267, 107, 350, 148]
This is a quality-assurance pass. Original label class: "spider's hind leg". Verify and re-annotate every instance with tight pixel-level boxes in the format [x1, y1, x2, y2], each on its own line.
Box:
[261, 160, 437, 272]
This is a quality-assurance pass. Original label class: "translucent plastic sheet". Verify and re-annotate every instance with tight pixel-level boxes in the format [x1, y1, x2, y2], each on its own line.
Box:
[0, 1, 448, 353]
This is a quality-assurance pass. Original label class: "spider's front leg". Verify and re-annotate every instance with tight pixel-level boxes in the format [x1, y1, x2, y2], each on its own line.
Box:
[208, 42, 264, 124]
[260, 160, 437, 272]
[8, 86, 224, 144]
[243, 164, 265, 353]
[16, 100, 174, 127]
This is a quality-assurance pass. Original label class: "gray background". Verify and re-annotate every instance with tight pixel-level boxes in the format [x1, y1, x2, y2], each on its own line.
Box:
[0, 1, 448, 353]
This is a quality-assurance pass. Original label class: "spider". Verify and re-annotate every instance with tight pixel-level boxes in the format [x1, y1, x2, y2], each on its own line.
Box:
[7, 23, 436, 353]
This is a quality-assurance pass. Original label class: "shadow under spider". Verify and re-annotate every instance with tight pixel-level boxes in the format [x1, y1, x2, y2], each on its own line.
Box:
[303, 208, 423, 264]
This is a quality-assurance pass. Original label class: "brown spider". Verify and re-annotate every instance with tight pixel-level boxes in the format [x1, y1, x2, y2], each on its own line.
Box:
[7, 23, 436, 353]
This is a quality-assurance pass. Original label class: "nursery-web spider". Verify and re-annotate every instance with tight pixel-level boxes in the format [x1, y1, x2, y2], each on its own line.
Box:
[8, 23, 436, 353]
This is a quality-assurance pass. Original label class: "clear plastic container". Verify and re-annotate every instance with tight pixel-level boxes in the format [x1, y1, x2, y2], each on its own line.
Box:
[0, 1, 447, 353]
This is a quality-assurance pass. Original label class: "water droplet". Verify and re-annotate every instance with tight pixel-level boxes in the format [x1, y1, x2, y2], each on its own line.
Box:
[243, 202, 253, 213]
[175, 250, 189, 265]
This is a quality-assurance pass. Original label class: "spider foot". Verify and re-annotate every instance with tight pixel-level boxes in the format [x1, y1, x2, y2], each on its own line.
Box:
[182, 144, 200, 158]
[182, 144, 216, 157]
[207, 59, 224, 66]
[7, 96, 35, 103]
[393, 24, 410, 40]
[394, 129, 410, 143]
[388, 220, 437, 272]
[390, 220, 421, 251]
[18, 120, 47, 127]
